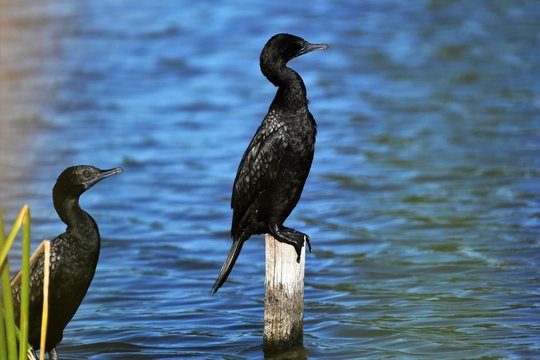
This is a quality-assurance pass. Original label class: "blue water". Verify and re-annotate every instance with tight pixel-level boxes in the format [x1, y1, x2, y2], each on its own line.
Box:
[1, 1, 540, 358]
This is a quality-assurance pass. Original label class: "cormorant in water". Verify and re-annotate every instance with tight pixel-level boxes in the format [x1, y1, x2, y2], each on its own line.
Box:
[11, 165, 122, 359]
[211, 33, 328, 294]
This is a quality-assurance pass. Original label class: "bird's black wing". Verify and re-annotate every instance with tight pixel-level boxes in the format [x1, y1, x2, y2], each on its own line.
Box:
[231, 117, 288, 237]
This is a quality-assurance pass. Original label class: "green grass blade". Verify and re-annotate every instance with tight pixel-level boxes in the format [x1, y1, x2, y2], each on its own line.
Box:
[18, 207, 31, 360]
[1, 271, 18, 360]
[39, 240, 51, 360]
[0, 305, 8, 359]
[0, 211, 8, 360]
[0, 209, 18, 360]
[0, 206, 28, 268]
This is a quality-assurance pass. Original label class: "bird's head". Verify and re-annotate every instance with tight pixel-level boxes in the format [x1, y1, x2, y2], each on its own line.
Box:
[261, 33, 329, 64]
[54, 165, 123, 198]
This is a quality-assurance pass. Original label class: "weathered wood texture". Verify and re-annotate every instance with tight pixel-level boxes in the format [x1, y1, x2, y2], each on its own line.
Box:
[263, 233, 305, 350]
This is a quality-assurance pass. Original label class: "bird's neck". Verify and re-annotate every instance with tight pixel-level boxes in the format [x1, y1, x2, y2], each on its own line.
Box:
[55, 196, 100, 246]
[265, 64, 309, 111]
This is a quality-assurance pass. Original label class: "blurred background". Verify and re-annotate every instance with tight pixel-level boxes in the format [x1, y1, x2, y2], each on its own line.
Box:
[1, 0, 539, 358]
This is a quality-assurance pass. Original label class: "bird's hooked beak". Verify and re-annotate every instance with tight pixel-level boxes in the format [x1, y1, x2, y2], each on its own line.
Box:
[298, 41, 329, 57]
[83, 167, 123, 189]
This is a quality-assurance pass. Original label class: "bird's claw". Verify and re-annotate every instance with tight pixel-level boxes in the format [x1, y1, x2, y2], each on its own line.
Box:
[305, 234, 312, 253]
[294, 232, 311, 263]
[271, 226, 312, 263]
[294, 234, 312, 263]
[295, 247, 302, 263]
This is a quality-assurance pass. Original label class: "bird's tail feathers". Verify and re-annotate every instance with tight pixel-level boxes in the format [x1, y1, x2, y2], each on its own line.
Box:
[210, 240, 244, 295]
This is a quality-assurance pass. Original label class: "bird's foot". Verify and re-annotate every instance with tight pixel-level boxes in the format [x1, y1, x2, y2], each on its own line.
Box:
[283, 227, 312, 253]
[270, 225, 312, 262]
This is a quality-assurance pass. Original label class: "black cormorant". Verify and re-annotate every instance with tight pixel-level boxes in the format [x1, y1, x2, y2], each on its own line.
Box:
[212, 33, 328, 294]
[11, 165, 122, 359]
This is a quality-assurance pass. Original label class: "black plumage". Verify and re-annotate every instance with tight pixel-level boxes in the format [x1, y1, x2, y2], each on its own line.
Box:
[11, 165, 122, 359]
[212, 33, 328, 294]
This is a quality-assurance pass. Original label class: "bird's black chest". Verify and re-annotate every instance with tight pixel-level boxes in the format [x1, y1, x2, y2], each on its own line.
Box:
[277, 114, 316, 160]
[287, 123, 315, 155]
[49, 233, 99, 303]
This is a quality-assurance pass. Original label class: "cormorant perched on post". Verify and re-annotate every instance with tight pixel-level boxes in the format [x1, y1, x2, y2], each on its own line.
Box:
[11, 165, 122, 359]
[211, 33, 328, 294]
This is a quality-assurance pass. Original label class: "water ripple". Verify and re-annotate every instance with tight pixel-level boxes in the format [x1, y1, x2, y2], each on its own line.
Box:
[1, 0, 539, 358]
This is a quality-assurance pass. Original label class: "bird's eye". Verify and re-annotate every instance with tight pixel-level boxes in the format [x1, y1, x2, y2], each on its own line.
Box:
[83, 170, 91, 177]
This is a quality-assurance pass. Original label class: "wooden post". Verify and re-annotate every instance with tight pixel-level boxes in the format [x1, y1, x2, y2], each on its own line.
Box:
[263, 233, 305, 351]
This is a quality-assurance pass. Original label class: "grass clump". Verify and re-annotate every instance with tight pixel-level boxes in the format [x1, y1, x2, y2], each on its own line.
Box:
[1, 205, 50, 360]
